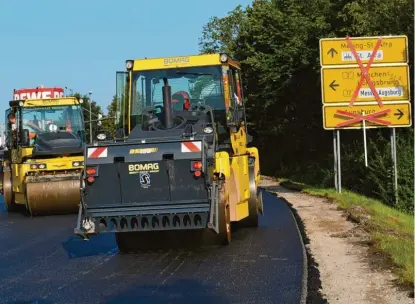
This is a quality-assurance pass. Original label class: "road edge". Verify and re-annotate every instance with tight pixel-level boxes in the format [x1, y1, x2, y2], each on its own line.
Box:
[259, 187, 309, 304]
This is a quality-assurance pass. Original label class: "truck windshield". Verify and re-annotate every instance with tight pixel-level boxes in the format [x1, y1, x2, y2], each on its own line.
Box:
[21, 105, 85, 141]
[130, 66, 224, 116]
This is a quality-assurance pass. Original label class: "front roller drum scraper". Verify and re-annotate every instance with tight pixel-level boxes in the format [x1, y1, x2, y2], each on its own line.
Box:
[25, 177, 81, 216]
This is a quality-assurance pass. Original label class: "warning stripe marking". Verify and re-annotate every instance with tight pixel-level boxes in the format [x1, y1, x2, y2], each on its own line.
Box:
[87, 147, 108, 158]
[181, 141, 202, 153]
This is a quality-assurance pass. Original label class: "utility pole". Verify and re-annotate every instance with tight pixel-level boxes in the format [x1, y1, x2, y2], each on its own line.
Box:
[89, 91, 92, 144]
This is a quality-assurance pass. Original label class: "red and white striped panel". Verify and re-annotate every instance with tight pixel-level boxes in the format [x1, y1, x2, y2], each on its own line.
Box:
[181, 141, 202, 153]
[87, 147, 108, 158]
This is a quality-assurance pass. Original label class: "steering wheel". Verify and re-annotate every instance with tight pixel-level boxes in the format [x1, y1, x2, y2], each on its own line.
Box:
[149, 115, 187, 131]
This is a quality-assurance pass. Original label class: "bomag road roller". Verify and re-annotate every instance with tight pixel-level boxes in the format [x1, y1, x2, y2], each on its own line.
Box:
[1, 87, 86, 216]
[74, 53, 263, 250]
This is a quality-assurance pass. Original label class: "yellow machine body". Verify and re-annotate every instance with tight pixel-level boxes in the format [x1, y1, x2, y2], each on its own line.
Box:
[2, 96, 86, 215]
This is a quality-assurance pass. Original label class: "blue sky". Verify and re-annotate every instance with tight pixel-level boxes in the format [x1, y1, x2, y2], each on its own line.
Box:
[0, 0, 252, 122]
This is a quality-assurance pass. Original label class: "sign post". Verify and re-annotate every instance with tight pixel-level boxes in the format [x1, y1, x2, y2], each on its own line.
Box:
[362, 112, 368, 167]
[319, 35, 411, 194]
[337, 130, 341, 193]
[391, 128, 398, 204]
[333, 130, 338, 191]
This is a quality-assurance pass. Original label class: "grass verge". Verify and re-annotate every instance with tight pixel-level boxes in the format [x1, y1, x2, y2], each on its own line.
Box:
[279, 178, 414, 288]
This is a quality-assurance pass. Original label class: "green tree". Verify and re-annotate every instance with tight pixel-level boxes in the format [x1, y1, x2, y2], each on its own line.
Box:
[100, 95, 118, 137]
[198, 0, 414, 212]
[69, 92, 103, 143]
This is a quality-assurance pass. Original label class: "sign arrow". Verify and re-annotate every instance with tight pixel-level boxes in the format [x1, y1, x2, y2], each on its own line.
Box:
[327, 48, 338, 58]
[394, 109, 404, 120]
[329, 80, 339, 91]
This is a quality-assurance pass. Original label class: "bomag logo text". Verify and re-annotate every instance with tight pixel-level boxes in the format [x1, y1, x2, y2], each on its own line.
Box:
[129, 148, 158, 154]
[164, 57, 189, 65]
[128, 163, 159, 174]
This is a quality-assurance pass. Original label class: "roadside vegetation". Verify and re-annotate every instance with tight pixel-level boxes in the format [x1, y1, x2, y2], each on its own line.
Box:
[279, 178, 414, 287]
[198, 0, 414, 213]
[199, 0, 414, 291]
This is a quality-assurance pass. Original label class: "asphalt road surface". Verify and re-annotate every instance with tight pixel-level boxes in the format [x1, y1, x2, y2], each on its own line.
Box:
[0, 190, 306, 304]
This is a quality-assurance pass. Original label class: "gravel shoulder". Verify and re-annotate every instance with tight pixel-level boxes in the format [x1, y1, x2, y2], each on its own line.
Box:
[259, 176, 413, 304]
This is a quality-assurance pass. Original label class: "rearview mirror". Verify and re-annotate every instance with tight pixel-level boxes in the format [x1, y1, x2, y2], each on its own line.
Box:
[20, 129, 31, 147]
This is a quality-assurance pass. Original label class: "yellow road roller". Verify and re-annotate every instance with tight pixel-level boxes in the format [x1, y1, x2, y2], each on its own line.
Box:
[1, 87, 86, 216]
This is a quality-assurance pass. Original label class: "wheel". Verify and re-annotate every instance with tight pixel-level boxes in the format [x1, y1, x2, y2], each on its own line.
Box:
[242, 163, 260, 227]
[217, 183, 231, 245]
[3, 170, 17, 212]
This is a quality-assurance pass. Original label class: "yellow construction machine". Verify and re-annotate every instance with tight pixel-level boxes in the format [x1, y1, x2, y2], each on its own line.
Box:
[2, 87, 86, 216]
[75, 53, 263, 249]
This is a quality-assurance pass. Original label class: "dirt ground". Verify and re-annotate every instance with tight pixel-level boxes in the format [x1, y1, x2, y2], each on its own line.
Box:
[259, 176, 414, 304]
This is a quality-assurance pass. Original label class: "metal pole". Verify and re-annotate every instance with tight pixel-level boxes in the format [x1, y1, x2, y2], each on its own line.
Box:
[333, 130, 338, 191]
[89, 92, 92, 144]
[362, 111, 368, 167]
[392, 128, 398, 205]
[337, 129, 342, 193]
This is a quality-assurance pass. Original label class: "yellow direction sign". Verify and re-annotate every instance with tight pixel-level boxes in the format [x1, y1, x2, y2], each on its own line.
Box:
[322, 101, 412, 130]
[319, 35, 408, 66]
[321, 64, 410, 104]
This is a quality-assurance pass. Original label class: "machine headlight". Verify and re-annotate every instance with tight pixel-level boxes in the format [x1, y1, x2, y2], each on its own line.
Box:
[203, 127, 213, 134]
[30, 163, 47, 169]
[96, 133, 107, 140]
[19, 101, 24, 107]
[126, 60, 134, 70]
[72, 161, 84, 167]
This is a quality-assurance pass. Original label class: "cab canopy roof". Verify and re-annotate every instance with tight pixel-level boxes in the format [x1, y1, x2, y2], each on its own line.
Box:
[126, 53, 241, 71]
[9, 97, 81, 108]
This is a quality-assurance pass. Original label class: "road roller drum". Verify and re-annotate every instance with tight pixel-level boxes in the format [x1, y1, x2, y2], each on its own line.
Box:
[25, 173, 81, 216]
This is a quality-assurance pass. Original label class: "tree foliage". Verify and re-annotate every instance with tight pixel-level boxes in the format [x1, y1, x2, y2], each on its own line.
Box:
[100, 95, 118, 137]
[199, 0, 414, 212]
[69, 92, 103, 143]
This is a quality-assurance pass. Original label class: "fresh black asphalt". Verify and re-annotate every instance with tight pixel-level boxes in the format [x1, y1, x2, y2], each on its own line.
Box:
[0, 190, 306, 304]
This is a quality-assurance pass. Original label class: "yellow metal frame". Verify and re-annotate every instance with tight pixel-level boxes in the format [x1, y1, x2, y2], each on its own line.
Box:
[20, 97, 81, 107]
[132, 54, 222, 71]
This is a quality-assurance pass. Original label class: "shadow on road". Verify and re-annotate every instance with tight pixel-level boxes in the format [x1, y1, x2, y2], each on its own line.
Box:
[7, 300, 54, 304]
[103, 278, 231, 304]
[62, 234, 118, 258]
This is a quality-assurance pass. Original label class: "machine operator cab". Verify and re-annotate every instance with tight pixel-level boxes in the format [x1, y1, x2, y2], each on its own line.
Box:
[114, 53, 250, 148]
[5, 98, 86, 155]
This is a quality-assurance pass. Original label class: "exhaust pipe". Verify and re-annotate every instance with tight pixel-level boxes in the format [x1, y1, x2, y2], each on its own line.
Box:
[162, 77, 173, 129]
